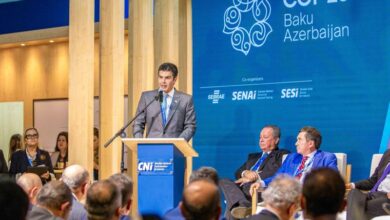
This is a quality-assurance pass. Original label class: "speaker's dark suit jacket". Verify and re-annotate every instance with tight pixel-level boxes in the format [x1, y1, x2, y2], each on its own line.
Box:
[132, 89, 196, 141]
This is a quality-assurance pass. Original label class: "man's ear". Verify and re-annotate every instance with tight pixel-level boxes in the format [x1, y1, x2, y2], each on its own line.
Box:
[300, 196, 306, 211]
[339, 199, 347, 212]
[126, 199, 132, 211]
[30, 186, 40, 199]
[60, 201, 71, 212]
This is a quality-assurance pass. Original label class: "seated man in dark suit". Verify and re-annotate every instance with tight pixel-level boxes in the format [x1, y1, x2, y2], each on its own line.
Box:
[247, 174, 301, 220]
[219, 125, 289, 219]
[346, 149, 390, 220]
[302, 168, 346, 220]
[252, 126, 338, 188]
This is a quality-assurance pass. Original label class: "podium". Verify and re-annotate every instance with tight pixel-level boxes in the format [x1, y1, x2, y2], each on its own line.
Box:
[123, 138, 198, 216]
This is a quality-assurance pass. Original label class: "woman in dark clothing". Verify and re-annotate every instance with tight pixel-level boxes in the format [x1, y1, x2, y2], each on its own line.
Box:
[9, 128, 53, 183]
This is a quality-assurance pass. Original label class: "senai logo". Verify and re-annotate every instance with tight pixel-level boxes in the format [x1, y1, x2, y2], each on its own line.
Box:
[223, 0, 272, 55]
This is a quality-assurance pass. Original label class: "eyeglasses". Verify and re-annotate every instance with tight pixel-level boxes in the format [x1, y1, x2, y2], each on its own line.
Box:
[26, 134, 39, 139]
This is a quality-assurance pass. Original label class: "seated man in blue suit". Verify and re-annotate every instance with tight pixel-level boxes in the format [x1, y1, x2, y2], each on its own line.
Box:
[252, 126, 338, 188]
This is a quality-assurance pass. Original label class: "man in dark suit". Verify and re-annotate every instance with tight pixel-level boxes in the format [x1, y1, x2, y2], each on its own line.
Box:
[61, 164, 90, 220]
[219, 125, 289, 219]
[132, 62, 196, 141]
[346, 149, 390, 220]
[247, 175, 301, 220]
[252, 126, 338, 188]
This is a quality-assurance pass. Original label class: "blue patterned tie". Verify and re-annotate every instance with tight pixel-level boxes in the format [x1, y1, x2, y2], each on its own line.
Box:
[251, 153, 268, 171]
[161, 94, 168, 126]
[371, 163, 390, 192]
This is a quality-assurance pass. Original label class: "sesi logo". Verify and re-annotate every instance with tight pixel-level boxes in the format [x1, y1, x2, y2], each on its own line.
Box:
[281, 88, 299, 98]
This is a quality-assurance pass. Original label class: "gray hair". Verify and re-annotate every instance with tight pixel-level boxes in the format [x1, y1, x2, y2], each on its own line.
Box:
[262, 174, 301, 210]
[263, 125, 281, 139]
[36, 180, 73, 210]
[61, 164, 90, 190]
[108, 173, 133, 207]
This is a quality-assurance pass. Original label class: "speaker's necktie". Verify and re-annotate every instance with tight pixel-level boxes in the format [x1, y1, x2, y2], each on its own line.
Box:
[161, 94, 168, 126]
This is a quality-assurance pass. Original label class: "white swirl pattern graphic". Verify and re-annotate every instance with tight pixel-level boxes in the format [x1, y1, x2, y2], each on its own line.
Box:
[223, 0, 272, 55]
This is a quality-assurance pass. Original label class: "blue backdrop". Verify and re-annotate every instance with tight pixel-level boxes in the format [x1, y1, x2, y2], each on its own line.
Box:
[192, 0, 390, 181]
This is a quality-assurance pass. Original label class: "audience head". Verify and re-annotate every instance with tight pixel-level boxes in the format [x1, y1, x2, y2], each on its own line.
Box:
[36, 180, 73, 219]
[180, 179, 221, 220]
[189, 166, 219, 185]
[296, 126, 321, 155]
[302, 168, 346, 219]
[9, 133, 22, 160]
[61, 164, 90, 200]
[259, 125, 281, 152]
[262, 174, 301, 220]
[55, 131, 68, 152]
[86, 180, 121, 220]
[24, 127, 39, 148]
[109, 173, 133, 215]
[17, 173, 42, 205]
[0, 180, 29, 220]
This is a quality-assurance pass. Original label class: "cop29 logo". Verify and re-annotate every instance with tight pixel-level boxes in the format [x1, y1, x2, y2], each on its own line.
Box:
[223, 0, 272, 55]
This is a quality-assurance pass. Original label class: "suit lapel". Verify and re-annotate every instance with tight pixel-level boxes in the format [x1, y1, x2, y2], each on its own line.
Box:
[165, 92, 180, 127]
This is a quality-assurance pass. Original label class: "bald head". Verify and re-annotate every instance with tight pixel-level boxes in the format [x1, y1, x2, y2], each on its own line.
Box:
[180, 180, 221, 220]
[62, 164, 89, 189]
[17, 173, 42, 204]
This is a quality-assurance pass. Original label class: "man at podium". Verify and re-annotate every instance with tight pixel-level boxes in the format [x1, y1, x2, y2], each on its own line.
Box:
[132, 62, 196, 141]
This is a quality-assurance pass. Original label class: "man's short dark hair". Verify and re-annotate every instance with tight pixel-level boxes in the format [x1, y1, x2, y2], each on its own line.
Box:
[189, 166, 219, 185]
[158, 62, 178, 78]
[86, 180, 121, 220]
[303, 168, 345, 217]
[108, 173, 133, 207]
[300, 126, 322, 149]
[181, 180, 220, 220]
[0, 180, 29, 220]
[36, 180, 73, 211]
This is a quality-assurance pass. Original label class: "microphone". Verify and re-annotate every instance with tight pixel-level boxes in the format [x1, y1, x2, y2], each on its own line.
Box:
[104, 90, 162, 148]
[157, 90, 163, 103]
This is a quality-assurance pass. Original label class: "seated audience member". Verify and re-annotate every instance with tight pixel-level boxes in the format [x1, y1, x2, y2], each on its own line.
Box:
[0, 149, 8, 174]
[17, 173, 42, 207]
[346, 149, 390, 220]
[61, 164, 90, 220]
[28, 180, 73, 220]
[180, 179, 221, 220]
[301, 168, 346, 220]
[86, 180, 122, 220]
[164, 166, 220, 220]
[219, 125, 289, 219]
[93, 127, 99, 180]
[51, 131, 68, 170]
[252, 126, 337, 187]
[8, 133, 23, 162]
[0, 180, 30, 220]
[247, 174, 301, 220]
[109, 173, 133, 220]
[9, 128, 54, 183]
